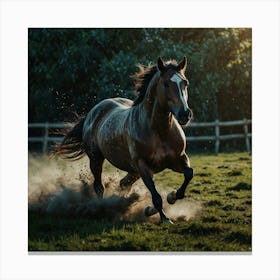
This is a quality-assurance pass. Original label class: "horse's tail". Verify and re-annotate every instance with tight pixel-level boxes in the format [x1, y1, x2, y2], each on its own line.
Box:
[50, 116, 86, 160]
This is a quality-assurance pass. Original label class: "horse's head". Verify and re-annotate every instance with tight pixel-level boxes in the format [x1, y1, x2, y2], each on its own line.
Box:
[156, 57, 193, 126]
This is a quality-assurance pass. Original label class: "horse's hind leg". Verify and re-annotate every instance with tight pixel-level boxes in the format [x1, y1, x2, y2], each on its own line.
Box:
[89, 153, 105, 199]
[119, 173, 139, 193]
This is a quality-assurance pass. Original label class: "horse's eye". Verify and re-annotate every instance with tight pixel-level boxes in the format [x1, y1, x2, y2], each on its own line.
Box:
[164, 81, 169, 88]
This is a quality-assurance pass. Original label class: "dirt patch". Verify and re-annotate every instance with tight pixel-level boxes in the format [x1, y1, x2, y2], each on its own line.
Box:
[28, 155, 202, 223]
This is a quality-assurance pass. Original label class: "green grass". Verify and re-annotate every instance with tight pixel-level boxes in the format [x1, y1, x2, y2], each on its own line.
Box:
[28, 152, 252, 252]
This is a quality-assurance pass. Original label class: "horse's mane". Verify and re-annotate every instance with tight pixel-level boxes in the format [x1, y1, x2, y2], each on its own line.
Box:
[133, 60, 179, 106]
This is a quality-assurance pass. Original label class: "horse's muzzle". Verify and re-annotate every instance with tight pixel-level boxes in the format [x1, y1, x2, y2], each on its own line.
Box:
[177, 108, 193, 125]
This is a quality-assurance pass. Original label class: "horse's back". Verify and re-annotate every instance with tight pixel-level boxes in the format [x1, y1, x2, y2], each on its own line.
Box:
[83, 97, 132, 137]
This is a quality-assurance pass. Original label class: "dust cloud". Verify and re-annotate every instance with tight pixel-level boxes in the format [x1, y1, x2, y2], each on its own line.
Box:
[28, 154, 202, 223]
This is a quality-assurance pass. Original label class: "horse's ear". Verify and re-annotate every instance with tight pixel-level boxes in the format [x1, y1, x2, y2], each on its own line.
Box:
[157, 57, 165, 72]
[178, 56, 187, 72]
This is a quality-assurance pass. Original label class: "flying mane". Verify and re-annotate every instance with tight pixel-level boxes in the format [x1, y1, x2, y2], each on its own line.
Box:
[133, 60, 179, 106]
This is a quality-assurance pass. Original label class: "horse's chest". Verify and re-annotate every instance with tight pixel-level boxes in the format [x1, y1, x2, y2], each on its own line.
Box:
[145, 130, 185, 172]
[149, 143, 174, 169]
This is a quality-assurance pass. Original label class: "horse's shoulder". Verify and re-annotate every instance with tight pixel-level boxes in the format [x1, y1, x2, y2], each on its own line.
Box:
[167, 121, 186, 151]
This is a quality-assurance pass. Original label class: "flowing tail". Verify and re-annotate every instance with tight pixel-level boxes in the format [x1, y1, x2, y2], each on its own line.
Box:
[50, 116, 86, 160]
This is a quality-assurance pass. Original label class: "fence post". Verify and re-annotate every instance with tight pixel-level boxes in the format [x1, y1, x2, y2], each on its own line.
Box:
[215, 119, 220, 154]
[42, 122, 49, 153]
[243, 118, 250, 152]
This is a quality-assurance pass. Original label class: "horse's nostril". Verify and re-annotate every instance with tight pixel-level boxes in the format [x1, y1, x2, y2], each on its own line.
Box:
[178, 110, 188, 122]
[177, 109, 192, 124]
[179, 110, 186, 120]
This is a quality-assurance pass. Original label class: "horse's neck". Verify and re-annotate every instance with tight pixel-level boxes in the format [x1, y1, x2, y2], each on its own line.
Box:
[141, 72, 172, 132]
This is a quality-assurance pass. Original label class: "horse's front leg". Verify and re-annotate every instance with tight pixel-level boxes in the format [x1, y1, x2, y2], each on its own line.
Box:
[167, 154, 194, 204]
[136, 159, 173, 223]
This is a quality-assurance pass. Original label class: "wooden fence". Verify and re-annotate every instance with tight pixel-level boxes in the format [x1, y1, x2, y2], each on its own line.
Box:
[28, 119, 251, 154]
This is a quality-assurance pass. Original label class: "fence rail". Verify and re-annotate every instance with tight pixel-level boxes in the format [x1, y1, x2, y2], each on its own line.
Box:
[28, 119, 251, 154]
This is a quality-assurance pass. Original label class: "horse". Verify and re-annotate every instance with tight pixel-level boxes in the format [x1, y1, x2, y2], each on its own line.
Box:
[51, 57, 194, 224]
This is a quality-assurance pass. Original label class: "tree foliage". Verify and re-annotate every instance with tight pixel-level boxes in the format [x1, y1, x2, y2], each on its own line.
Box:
[28, 28, 251, 122]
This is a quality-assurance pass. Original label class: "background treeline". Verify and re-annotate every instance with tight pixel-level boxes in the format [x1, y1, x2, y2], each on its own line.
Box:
[28, 28, 251, 123]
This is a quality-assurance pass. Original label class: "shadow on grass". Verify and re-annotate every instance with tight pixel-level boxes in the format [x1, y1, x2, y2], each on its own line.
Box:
[28, 212, 133, 242]
[227, 182, 251, 191]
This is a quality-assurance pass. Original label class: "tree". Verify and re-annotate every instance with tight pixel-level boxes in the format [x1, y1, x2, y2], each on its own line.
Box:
[28, 28, 251, 123]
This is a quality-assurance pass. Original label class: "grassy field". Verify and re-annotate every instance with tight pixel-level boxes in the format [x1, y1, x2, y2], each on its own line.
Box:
[28, 152, 251, 252]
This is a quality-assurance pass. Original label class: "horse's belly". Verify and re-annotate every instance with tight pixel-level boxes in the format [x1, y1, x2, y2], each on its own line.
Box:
[96, 113, 135, 172]
[107, 155, 135, 173]
[100, 138, 135, 172]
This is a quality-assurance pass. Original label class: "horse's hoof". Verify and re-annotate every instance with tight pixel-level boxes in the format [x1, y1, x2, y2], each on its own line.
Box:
[161, 217, 174, 224]
[167, 191, 177, 204]
[144, 206, 158, 217]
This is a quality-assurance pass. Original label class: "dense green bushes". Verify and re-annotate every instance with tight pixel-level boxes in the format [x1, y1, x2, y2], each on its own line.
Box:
[28, 28, 251, 123]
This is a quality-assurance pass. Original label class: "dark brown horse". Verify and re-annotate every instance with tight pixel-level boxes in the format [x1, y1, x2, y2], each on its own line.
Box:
[51, 57, 194, 223]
